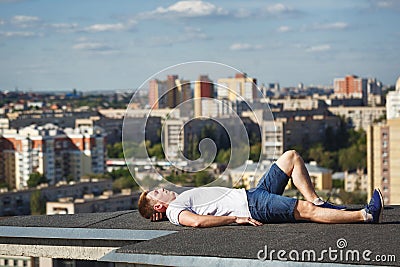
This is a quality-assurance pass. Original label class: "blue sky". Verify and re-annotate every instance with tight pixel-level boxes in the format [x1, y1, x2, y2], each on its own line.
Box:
[0, 0, 399, 91]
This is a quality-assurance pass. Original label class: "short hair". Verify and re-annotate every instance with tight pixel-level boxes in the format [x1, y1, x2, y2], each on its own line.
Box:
[138, 191, 156, 219]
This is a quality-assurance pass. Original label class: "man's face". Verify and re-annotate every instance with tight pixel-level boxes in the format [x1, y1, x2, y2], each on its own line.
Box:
[147, 188, 178, 204]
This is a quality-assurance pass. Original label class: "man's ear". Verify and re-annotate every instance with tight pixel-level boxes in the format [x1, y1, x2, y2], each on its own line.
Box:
[153, 203, 167, 213]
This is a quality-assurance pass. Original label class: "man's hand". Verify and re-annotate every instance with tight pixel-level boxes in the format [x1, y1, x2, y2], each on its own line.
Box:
[178, 210, 263, 227]
[150, 212, 167, 222]
[235, 216, 263, 226]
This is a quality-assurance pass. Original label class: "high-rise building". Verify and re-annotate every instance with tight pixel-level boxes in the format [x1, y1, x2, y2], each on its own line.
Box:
[148, 75, 192, 110]
[166, 75, 179, 108]
[217, 73, 257, 102]
[148, 79, 168, 109]
[367, 118, 400, 204]
[0, 124, 106, 189]
[366, 78, 383, 106]
[334, 75, 367, 105]
[162, 119, 184, 160]
[194, 75, 214, 117]
[386, 76, 400, 119]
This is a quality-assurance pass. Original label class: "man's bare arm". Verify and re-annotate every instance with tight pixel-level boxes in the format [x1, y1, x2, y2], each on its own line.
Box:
[178, 210, 262, 228]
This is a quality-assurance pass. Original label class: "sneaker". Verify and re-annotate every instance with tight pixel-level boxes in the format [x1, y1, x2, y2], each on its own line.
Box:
[317, 202, 347, 210]
[365, 188, 384, 224]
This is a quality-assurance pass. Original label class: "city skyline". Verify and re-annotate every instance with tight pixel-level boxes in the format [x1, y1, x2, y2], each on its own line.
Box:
[0, 0, 399, 91]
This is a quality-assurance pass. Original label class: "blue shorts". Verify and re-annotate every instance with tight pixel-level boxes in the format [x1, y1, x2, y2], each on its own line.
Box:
[246, 163, 297, 223]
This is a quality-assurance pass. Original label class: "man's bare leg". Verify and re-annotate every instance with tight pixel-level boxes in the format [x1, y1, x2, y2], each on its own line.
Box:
[275, 150, 319, 202]
[294, 200, 364, 223]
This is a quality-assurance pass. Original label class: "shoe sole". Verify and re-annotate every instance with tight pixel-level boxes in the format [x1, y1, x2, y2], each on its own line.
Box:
[376, 188, 384, 223]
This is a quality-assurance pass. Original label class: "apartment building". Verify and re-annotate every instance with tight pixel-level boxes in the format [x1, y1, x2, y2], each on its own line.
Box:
[334, 75, 368, 105]
[162, 118, 184, 160]
[386, 76, 400, 119]
[367, 118, 400, 204]
[46, 189, 137, 215]
[0, 179, 112, 216]
[345, 172, 368, 192]
[148, 75, 191, 110]
[217, 73, 257, 102]
[0, 123, 106, 189]
[328, 106, 386, 130]
[333, 75, 382, 106]
[194, 75, 214, 118]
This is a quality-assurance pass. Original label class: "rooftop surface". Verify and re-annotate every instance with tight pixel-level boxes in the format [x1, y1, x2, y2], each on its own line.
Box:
[0, 206, 398, 266]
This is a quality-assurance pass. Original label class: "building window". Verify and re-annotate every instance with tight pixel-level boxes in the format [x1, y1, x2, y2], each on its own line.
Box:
[383, 186, 389, 192]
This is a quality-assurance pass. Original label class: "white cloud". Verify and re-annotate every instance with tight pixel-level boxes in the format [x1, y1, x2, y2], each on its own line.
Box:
[140, 0, 228, 19]
[229, 43, 263, 51]
[0, 0, 24, 2]
[84, 23, 125, 32]
[265, 3, 294, 15]
[306, 44, 331, 52]
[312, 22, 348, 30]
[375, 0, 399, 8]
[48, 23, 79, 33]
[83, 20, 136, 33]
[11, 15, 40, 24]
[234, 8, 252, 18]
[76, 36, 89, 42]
[72, 42, 118, 54]
[73, 42, 109, 50]
[0, 19, 4, 25]
[277, 25, 291, 32]
[183, 26, 209, 40]
[49, 23, 78, 29]
[0, 31, 39, 37]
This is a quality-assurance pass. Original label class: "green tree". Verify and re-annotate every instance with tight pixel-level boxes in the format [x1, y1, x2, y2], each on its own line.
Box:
[165, 172, 191, 185]
[194, 171, 214, 186]
[332, 179, 344, 189]
[147, 143, 165, 159]
[249, 143, 261, 162]
[107, 168, 132, 180]
[338, 129, 366, 171]
[186, 135, 200, 160]
[338, 190, 367, 204]
[215, 148, 230, 164]
[30, 190, 45, 215]
[308, 144, 338, 170]
[0, 182, 9, 190]
[27, 172, 48, 188]
[112, 176, 138, 192]
[107, 142, 124, 158]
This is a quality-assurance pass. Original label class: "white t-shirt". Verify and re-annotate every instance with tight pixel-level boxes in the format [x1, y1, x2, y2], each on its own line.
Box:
[166, 187, 251, 226]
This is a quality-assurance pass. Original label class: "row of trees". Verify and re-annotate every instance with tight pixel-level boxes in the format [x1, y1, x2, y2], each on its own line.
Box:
[165, 170, 215, 187]
[108, 119, 365, 173]
[292, 119, 367, 172]
[107, 141, 164, 159]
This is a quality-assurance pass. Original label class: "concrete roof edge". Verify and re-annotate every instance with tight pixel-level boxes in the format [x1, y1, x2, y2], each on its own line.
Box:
[0, 226, 176, 241]
[99, 250, 377, 267]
